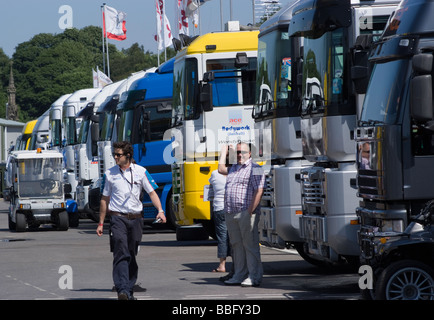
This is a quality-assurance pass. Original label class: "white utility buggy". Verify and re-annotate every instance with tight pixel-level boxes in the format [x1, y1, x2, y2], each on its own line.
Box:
[7, 149, 72, 232]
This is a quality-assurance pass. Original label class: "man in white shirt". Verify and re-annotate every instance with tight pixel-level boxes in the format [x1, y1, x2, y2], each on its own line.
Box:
[96, 141, 166, 300]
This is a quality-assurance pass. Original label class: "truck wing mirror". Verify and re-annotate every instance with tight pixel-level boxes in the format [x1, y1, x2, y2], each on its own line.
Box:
[235, 52, 248, 68]
[200, 82, 213, 112]
[351, 34, 374, 94]
[142, 111, 151, 142]
[63, 183, 72, 194]
[90, 122, 99, 143]
[413, 53, 433, 74]
[411, 75, 433, 122]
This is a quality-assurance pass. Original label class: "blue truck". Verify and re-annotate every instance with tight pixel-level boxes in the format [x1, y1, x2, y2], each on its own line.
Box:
[90, 59, 176, 227]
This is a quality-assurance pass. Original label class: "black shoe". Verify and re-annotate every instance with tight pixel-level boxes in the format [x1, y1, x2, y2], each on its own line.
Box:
[133, 283, 147, 292]
[118, 291, 129, 300]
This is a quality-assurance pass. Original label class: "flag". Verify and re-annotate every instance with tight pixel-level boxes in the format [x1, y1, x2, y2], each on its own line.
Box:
[155, 0, 173, 50]
[93, 67, 112, 88]
[178, 0, 189, 35]
[155, 0, 163, 50]
[103, 5, 127, 41]
[163, 14, 173, 46]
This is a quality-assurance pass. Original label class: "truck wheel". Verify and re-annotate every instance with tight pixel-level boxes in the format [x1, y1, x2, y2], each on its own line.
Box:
[176, 225, 209, 241]
[15, 213, 26, 232]
[375, 260, 434, 300]
[165, 195, 178, 231]
[57, 211, 69, 231]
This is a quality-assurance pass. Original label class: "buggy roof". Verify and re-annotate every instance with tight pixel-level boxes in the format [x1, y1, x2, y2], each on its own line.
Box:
[10, 150, 63, 160]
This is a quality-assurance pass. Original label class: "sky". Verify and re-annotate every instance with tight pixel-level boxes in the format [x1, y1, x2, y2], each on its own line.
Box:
[1, 0, 294, 58]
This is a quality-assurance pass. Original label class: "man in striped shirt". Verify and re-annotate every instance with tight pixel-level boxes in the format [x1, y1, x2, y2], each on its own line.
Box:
[218, 142, 265, 287]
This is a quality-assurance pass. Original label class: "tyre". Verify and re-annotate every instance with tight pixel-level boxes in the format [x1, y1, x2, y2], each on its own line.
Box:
[165, 193, 178, 231]
[376, 259, 434, 300]
[8, 214, 16, 231]
[15, 213, 26, 232]
[176, 225, 209, 241]
[57, 211, 69, 231]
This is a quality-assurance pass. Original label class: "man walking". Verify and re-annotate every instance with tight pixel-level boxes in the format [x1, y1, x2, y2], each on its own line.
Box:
[96, 141, 166, 300]
[218, 142, 265, 287]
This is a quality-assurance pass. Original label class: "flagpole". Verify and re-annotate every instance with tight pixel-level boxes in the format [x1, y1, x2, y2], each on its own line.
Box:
[156, 0, 160, 66]
[101, 4, 106, 75]
[163, 0, 167, 62]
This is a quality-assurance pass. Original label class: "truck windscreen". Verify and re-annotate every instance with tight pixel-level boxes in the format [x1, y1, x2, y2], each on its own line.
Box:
[360, 59, 409, 125]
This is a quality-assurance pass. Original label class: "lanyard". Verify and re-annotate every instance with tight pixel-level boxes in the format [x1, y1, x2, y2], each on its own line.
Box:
[119, 165, 134, 189]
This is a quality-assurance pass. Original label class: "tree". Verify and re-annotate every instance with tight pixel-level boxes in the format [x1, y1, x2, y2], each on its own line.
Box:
[8, 26, 168, 122]
[0, 49, 10, 118]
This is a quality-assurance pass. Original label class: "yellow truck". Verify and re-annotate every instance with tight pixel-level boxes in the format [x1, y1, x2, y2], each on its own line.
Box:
[171, 26, 260, 240]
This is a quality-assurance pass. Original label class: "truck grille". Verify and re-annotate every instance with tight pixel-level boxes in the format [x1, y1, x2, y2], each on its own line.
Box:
[357, 169, 380, 197]
[99, 159, 105, 178]
[300, 167, 325, 207]
[262, 169, 274, 207]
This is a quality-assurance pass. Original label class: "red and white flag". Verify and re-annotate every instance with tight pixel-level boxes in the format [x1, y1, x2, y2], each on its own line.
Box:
[177, 0, 189, 35]
[103, 5, 127, 41]
[155, 0, 173, 50]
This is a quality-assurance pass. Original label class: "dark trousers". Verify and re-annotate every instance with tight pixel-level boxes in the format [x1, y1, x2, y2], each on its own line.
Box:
[110, 215, 143, 295]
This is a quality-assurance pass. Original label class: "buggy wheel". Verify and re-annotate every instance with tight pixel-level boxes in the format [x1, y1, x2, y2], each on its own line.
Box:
[57, 211, 69, 231]
[15, 213, 26, 232]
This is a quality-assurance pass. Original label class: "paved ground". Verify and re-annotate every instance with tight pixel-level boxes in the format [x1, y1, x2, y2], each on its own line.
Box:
[0, 199, 361, 304]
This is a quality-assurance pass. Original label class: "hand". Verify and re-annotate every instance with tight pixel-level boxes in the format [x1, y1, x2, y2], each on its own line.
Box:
[156, 211, 167, 223]
[96, 224, 103, 236]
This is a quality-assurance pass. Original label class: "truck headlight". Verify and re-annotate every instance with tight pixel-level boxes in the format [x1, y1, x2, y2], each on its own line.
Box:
[53, 203, 65, 209]
[19, 204, 31, 210]
[382, 219, 404, 233]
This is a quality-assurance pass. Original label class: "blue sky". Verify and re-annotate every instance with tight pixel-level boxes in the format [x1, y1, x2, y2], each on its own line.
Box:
[1, 0, 293, 58]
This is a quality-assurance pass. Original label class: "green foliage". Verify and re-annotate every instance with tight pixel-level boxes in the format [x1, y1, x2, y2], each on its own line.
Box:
[2, 26, 170, 122]
[0, 48, 10, 118]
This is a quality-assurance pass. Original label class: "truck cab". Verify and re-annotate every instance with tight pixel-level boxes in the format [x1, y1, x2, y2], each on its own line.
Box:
[74, 81, 125, 219]
[288, 0, 399, 265]
[356, 0, 434, 280]
[171, 26, 260, 240]
[62, 88, 101, 200]
[117, 58, 175, 227]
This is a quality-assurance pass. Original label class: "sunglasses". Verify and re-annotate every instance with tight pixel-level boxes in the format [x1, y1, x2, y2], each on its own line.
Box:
[113, 153, 125, 158]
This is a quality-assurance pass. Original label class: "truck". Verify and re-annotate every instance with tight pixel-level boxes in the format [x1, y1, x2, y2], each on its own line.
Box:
[7, 149, 72, 232]
[62, 88, 101, 200]
[253, 1, 310, 254]
[171, 26, 260, 240]
[28, 109, 50, 151]
[85, 70, 148, 220]
[288, 0, 400, 265]
[14, 119, 37, 151]
[116, 58, 176, 227]
[355, 0, 434, 292]
[74, 81, 125, 218]
[49, 93, 72, 153]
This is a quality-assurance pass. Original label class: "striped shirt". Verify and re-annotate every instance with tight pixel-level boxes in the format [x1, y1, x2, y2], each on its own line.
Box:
[224, 158, 265, 214]
[102, 163, 158, 214]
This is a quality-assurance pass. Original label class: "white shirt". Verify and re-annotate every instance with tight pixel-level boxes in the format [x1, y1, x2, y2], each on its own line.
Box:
[102, 163, 157, 214]
[208, 170, 226, 212]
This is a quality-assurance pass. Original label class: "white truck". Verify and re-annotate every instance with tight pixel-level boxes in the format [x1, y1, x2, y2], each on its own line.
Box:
[8, 149, 73, 232]
[62, 88, 101, 200]
[74, 80, 125, 217]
